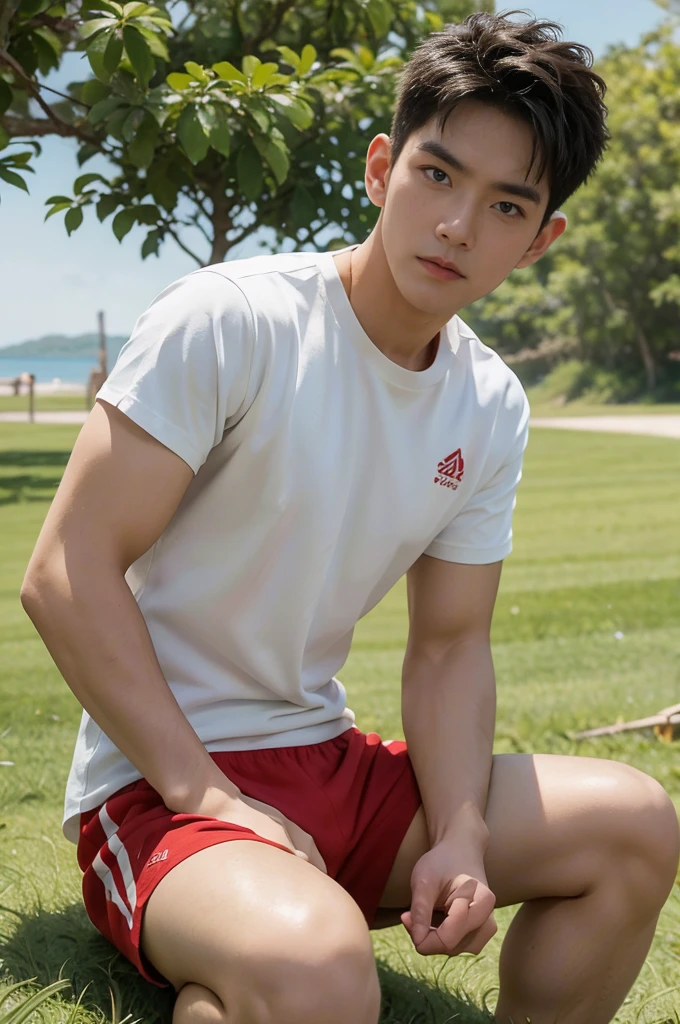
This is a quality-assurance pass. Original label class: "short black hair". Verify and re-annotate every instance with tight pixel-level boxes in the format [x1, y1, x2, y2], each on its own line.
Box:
[389, 10, 609, 220]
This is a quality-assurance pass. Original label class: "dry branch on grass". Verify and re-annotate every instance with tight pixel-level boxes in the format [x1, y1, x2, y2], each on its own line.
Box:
[575, 703, 680, 742]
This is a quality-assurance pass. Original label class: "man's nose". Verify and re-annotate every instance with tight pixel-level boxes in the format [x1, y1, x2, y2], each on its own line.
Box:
[436, 198, 477, 250]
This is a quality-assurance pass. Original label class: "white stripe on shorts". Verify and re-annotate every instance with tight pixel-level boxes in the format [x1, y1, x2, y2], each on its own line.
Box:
[91, 802, 138, 930]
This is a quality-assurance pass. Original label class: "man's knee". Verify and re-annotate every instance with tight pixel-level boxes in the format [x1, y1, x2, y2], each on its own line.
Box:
[214, 899, 381, 1024]
[597, 762, 679, 903]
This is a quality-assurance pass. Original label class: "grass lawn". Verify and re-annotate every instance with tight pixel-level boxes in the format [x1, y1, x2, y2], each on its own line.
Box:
[1, 421, 679, 1023]
[0, 394, 89, 415]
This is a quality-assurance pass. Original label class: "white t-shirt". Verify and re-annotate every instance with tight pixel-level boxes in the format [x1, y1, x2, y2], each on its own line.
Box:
[62, 243, 530, 842]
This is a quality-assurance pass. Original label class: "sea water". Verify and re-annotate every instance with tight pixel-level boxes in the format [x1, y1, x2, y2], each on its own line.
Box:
[0, 357, 98, 386]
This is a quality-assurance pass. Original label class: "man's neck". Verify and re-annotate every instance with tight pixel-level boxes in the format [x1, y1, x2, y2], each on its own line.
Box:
[332, 229, 446, 372]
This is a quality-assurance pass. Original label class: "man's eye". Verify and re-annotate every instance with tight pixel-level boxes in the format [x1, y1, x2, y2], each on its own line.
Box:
[494, 201, 523, 217]
[424, 167, 450, 185]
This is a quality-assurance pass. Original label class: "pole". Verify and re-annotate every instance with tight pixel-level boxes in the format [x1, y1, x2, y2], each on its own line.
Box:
[28, 373, 35, 424]
[97, 310, 107, 375]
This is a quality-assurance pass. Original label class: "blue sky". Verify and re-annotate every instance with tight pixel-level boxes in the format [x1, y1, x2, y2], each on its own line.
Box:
[0, 0, 666, 347]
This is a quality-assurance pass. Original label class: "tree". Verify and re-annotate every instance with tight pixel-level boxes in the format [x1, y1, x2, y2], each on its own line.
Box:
[0, 0, 493, 266]
[464, 22, 680, 396]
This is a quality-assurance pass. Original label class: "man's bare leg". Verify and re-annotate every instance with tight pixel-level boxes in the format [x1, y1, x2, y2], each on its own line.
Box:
[141, 840, 382, 1024]
[380, 753, 680, 1023]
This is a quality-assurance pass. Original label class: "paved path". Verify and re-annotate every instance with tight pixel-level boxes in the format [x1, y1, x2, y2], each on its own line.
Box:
[531, 415, 680, 439]
[0, 410, 89, 424]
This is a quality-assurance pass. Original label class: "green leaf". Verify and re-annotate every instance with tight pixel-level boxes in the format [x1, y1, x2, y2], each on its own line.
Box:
[109, 68, 143, 103]
[0, 124, 9, 151]
[166, 72, 193, 90]
[88, 94, 124, 124]
[123, 1, 153, 14]
[0, 79, 12, 118]
[241, 55, 261, 79]
[9, 151, 34, 167]
[255, 135, 289, 185]
[247, 102, 269, 133]
[276, 46, 300, 72]
[135, 202, 159, 224]
[252, 62, 278, 90]
[185, 60, 209, 83]
[141, 227, 160, 258]
[176, 104, 209, 164]
[365, 0, 392, 36]
[64, 206, 84, 235]
[195, 102, 217, 136]
[112, 207, 136, 240]
[147, 160, 178, 210]
[74, 172, 106, 194]
[269, 93, 313, 130]
[134, 25, 168, 60]
[32, 32, 60, 75]
[96, 192, 120, 220]
[18, 0, 51, 16]
[79, 14, 116, 38]
[236, 141, 263, 201]
[356, 45, 374, 70]
[0, 166, 29, 191]
[86, 29, 112, 81]
[298, 44, 317, 77]
[44, 201, 71, 219]
[45, 193, 73, 204]
[80, 78, 111, 105]
[103, 30, 124, 75]
[290, 183, 317, 228]
[121, 105, 145, 141]
[212, 60, 246, 84]
[123, 25, 154, 89]
[209, 110, 231, 157]
[77, 142, 101, 166]
[127, 111, 159, 167]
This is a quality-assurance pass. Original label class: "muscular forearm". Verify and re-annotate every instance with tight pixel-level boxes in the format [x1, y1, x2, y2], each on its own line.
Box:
[401, 637, 496, 849]
[21, 553, 240, 813]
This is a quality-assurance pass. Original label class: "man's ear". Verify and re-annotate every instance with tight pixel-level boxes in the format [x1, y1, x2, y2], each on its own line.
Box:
[515, 211, 568, 269]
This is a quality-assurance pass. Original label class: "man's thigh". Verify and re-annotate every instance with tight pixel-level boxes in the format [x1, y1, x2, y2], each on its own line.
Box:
[141, 839, 380, 1019]
[377, 752, 673, 911]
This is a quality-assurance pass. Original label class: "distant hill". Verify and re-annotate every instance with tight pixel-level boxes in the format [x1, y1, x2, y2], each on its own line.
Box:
[0, 332, 129, 358]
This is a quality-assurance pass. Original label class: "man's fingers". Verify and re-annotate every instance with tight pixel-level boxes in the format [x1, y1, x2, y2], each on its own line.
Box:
[405, 878, 497, 957]
[427, 893, 473, 952]
[465, 884, 496, 932]
[406, 882, 438, 946]
[449, 912, 498, 957]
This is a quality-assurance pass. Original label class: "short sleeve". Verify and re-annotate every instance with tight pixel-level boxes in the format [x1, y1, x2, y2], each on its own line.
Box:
[96, 269, 255, 474]
[425, 382, 530, 564]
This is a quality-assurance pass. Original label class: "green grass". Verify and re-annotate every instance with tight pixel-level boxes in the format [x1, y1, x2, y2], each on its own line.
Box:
[1, 422, 679, 1023]
[0, 395, 88, 414]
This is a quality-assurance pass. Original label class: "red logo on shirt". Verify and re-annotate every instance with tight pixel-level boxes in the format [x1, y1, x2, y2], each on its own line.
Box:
[435, 448, 464, 490]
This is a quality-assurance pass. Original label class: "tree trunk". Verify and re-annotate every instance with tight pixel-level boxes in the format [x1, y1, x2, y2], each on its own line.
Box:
[634, 322, 656, 393]
[208, 187, 233, 266]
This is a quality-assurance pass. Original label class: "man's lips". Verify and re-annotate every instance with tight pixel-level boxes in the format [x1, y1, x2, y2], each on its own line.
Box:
[417, 257, 465, 280]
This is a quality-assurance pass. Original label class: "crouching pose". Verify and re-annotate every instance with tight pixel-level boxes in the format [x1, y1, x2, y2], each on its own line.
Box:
[23, 11, 679, 1024]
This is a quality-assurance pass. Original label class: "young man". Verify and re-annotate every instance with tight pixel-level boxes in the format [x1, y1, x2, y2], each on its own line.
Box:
[22, 11, 678, 1024]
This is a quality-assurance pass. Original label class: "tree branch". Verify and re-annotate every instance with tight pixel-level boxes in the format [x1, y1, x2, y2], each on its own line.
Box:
[161, 220, 205, 266]
[0, 47, 97, 145]
[3, 111, 102, 146]
[248, 0, 297, 51]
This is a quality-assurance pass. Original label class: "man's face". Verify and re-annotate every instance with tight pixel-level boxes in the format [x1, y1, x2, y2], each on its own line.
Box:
[371, 99, 557, 316]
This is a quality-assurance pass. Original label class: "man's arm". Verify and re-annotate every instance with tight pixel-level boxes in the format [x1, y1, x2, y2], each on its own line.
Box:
[20, 401, 308, 857]
[400, 552, 501, 951]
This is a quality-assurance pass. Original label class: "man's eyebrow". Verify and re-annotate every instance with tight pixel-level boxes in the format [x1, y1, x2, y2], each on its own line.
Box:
[414, 140, 542, 205]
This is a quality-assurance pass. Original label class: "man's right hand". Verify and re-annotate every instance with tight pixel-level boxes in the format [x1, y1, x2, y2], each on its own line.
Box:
[181, 785, 328, 874]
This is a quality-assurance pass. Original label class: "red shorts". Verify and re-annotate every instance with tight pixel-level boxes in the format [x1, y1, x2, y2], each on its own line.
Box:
[77, 727, 422, 986]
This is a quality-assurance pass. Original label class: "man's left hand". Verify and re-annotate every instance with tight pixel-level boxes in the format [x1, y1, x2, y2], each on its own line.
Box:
[401, 842, 497, 956]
